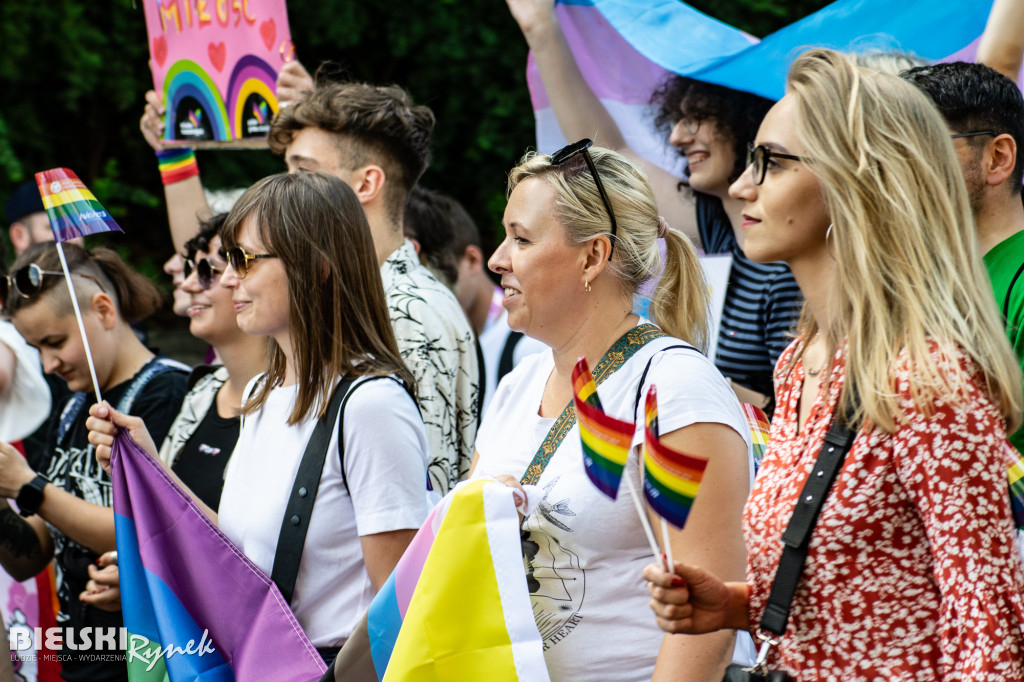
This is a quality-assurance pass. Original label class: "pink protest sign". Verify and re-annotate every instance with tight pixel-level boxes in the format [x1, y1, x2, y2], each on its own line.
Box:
[143, 0, 293, 147]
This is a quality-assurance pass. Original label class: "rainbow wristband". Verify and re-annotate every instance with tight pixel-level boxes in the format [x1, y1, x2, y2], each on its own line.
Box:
[156, 148, 199, 185]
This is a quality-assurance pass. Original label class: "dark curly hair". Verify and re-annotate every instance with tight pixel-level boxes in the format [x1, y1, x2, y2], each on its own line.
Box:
[650, 75, 775, 184]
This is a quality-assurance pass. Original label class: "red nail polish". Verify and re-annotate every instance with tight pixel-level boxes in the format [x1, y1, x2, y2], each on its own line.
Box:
[671, 578, 686, 588]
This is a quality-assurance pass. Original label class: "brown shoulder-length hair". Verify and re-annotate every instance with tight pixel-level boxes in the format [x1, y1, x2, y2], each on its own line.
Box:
[221, 172, 414, 425]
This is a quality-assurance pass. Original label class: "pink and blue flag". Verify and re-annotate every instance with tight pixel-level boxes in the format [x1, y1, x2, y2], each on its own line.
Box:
[34, 168, 123, 242]
[111, 431, 326, 681]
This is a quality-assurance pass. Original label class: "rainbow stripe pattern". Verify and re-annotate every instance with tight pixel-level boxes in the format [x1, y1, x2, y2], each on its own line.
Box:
[359, 480, 548, 681]
[111, 431, 327, 681]
[742, 402, 771, 471]
[34, 168, 123, 242]
[642, 385, 708, 529]
[1007, 444, 1024, 529]
[573, 356, 635, 500]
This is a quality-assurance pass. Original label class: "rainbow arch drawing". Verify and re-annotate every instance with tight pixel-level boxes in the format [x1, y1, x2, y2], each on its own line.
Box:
[162, 60, 231, 142]
[227, 55, 280, 139]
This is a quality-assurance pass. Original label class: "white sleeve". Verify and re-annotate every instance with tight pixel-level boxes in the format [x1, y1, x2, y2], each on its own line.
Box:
[629, 349, 752, 452]
[342, 377, 431, 536]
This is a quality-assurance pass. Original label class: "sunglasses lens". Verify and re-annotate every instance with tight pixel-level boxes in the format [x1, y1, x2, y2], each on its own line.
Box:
[227, 248, 246, 279]
[15, 265, 41, 297]
[183, 258, 194, 280]
[197, 259, 212, 289]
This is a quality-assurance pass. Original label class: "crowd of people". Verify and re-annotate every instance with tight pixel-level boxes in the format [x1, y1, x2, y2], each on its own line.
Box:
[0, 0, 1024, 680]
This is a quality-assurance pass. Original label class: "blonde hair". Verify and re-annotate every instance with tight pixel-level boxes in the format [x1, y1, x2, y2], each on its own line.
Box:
[507, 146, 709, 350]
[787, 48, 1022, 431]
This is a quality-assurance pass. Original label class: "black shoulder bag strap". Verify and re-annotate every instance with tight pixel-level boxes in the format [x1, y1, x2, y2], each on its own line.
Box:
[753, 404, 859, 662]
[497, 331, 525, 382]
[1003, 260, 1024, 323]
[270, 377, 356, 604]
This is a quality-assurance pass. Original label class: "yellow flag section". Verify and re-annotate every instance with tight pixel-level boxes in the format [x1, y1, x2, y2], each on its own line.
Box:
[384, 479, 550, 681]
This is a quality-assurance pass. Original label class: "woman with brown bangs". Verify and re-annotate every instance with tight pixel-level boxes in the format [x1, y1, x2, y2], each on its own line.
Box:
[88, 172, 431, 666]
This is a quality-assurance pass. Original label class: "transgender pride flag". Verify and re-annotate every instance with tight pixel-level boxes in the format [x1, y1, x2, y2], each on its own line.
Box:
[111, 431, 326, 682]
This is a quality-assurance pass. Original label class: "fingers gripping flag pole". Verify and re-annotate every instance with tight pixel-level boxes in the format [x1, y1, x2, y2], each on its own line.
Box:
[35, 168, 124, 403]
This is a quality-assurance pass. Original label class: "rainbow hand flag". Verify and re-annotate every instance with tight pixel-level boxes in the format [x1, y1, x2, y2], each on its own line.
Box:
[111, 431, 326, 682]
[333, 479, 549, 682]
[642, 385, 708, 529]
[574, 356, 636, 500]
[34, 168, 123, 242]
[742, 402, 771, 471]
[1007, 443, 1024, 530]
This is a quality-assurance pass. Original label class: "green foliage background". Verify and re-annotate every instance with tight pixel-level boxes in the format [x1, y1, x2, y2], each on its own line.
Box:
[0, 0, 829, 332]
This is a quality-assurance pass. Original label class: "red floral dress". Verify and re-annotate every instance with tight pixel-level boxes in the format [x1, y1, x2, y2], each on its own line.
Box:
[744, 339, 1024, 680]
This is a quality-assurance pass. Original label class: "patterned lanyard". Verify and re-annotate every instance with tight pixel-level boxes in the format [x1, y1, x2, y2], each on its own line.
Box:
[520, 323, 665, 485]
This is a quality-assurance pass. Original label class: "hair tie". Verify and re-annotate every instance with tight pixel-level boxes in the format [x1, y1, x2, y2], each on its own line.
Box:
[657, 216, 671, 239]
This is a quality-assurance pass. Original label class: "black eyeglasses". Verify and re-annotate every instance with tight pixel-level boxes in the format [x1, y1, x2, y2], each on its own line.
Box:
[225, 246, 277, 280]
[950, 130, 998, 140]
[183, 257, 224, 290]
[550, 138, 618, 260]
[0, 264, 104, 308]
[746, 143, 808, 186]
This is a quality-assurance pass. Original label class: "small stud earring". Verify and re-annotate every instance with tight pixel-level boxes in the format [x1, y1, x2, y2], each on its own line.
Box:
[584, 279, 592, 293]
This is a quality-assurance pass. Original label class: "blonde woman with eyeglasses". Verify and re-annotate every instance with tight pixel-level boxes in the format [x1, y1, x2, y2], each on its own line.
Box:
[645, 48, 1024, 679]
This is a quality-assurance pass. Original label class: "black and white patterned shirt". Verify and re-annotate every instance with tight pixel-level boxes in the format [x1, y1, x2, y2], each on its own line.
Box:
[380, 240, 479, 495]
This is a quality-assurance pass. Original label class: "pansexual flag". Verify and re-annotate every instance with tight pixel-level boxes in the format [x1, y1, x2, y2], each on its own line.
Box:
[333, 479, 549, 682]
[574, 356, 635, 500]
[34, 168, 123, 242]
[642, 385, 708, 529]
[111, 431, 326, 682]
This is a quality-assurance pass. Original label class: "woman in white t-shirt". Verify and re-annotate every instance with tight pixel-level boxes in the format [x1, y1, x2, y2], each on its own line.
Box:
[88, 172, 430, 665]
[471, 142, 754, 681]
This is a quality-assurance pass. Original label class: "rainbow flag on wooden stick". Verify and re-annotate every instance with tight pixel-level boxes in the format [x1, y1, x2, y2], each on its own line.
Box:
[642, 386, 708, 529]
[574, 357, 635, 500]
[742, 403, 771, 470]
[35, 168, 123, 242]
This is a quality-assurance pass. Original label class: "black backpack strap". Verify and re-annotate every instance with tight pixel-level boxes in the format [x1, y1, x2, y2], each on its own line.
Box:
[632, 343, 702, 418]
[758, 409, 858, 636]
[270, 377, 356, 604]
[337, 376, 413, 493]
[497, 331, 525, 383]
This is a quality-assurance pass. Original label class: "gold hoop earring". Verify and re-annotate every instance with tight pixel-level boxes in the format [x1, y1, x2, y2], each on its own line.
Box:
[584, 279, 592, 293]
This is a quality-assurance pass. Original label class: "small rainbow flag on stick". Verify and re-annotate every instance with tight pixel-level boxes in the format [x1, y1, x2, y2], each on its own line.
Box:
[1007, 444, 1024, 530]
[743, 403, 771, 471]
[35, 168, 123, 242]
[643, 386, 708, 529]
[573, 357, 635, 500]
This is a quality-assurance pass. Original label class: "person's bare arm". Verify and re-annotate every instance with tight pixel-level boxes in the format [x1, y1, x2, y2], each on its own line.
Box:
[140, 90, 213, 253]
[978, 0, 1024, 81]
[506, 0, 698, 244]
[359, 529, 417, 593]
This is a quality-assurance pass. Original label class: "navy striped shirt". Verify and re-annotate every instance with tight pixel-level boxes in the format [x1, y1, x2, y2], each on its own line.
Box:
[698, 194, 803, 400]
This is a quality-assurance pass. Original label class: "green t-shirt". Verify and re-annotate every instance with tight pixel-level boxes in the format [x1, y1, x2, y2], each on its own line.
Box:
[983, 229, 1024, 453]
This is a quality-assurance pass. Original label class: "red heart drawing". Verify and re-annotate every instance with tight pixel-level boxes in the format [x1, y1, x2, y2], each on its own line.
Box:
[152, 36, 168, 68]
[208, 42, 226, 72]
[260, 19, 276, 51]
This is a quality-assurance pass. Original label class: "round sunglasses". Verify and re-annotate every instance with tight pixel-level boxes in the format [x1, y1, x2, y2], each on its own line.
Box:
[0, 263, 105, 309]
[225, 246, 277, 280]
[183, 257, 225, 290]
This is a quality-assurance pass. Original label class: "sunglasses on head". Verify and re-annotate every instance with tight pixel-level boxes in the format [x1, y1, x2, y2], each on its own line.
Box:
[183, 257, 224, 290]
[225, 246, 277, 280]
[0, 264, 105, 309]
[549, 138, 618, 260]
